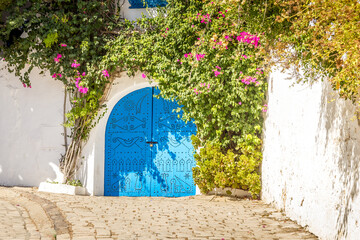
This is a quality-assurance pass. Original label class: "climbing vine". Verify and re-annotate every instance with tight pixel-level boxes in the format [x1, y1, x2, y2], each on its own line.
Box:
[271, 0, 360, 108]
[0, 0, 130, 182]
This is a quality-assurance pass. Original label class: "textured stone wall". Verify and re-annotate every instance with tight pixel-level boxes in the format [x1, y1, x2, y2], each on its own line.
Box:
[0, 61, 64, 186]
[262, 68, 360, 239]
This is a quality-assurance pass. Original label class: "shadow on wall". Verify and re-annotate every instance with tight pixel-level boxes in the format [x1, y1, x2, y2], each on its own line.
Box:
[318, 82, 360, 238]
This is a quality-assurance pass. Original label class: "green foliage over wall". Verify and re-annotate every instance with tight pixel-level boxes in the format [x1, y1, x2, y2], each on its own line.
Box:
[103, 0, 281, 197]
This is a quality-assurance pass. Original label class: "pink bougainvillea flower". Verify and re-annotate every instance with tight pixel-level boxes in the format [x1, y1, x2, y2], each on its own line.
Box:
[207, 83, 210, 89]
[71, 60, 80, 68]
[52, 73, 57, 78]
[213, 70, 221, 77]
[57, 73, 62, 78]
[54, 58, 60, 63]
[142, 73, 146, 78]
[239, 102, 242, 105]
[82, 72, 86, 76]
[23, 83, 26, 88]
[75, 77, 81, 81]
[215, 66, 221, 70]
[225, 35, 229, 40]
[81, 87, 88, 94]
[196, 54, 205, 61]
[184, 53, 188, 58]
[60, 44, 67, 47]
[57, 54, 62, 59]
[28, 85, 31, 88]
[102, 69, 109, 78]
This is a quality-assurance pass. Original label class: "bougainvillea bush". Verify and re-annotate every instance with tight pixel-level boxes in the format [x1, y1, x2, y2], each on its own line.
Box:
[105, 0, 287, 197]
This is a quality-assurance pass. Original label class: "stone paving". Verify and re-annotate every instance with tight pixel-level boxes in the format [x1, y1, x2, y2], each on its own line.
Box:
[0, 187, 318, 240]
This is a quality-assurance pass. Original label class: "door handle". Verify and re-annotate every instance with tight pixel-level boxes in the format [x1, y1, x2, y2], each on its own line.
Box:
[146, 141, 158, 147]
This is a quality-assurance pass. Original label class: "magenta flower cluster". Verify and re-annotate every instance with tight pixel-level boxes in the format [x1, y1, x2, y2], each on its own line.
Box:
[71, 60, 80, 68]
[213, 66, 222, 77]
[196, 53, 205, 61]
[184, 52, 192, 58]
[102, 69, 109, 78]
[52, 73, 62, 78]
[75, 76, 88, 94]
[184, 52, 205, 61]
[235, 32, 260, 47]
[54, 54, 62, 63]
[197, 13, 211, 24]
[240, 76, 259, 85]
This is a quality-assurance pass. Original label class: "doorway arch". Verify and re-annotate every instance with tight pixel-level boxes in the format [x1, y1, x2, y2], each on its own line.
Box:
[104, 87, 197, 197]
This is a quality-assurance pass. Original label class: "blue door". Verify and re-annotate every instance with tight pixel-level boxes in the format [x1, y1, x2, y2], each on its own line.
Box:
[104, 87, 197, 197]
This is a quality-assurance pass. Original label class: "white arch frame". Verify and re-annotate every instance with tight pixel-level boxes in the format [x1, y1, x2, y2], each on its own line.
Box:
[85, 77, 157, 196]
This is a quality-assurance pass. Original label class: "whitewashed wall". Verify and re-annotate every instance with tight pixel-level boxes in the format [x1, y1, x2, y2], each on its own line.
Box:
[262, 68, 360, 239]
[0, 61, 64, 186]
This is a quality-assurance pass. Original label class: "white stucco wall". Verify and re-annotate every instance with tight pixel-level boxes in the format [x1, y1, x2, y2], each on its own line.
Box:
[0, 61, 64, 186]
[120, 0, 149, 21]
[262, 68, 360, 239]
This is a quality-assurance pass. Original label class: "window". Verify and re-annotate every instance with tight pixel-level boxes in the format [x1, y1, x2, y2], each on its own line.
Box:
[128, 0, 167, 9]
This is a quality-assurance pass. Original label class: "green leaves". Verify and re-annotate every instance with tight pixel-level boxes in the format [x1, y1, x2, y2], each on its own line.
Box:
[44, 32, 58, 48]
[102, 0, 269, 195]
[192, 135, 262, 198]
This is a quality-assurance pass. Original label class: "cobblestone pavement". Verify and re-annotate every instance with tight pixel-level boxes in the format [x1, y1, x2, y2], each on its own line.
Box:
[0, 187, 318, 240]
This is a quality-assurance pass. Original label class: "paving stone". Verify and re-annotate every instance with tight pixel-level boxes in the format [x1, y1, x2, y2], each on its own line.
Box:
[0, 187, 319, 240]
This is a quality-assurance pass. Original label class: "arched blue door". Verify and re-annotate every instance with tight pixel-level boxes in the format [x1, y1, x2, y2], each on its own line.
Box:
[104, 87, 197, 197]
